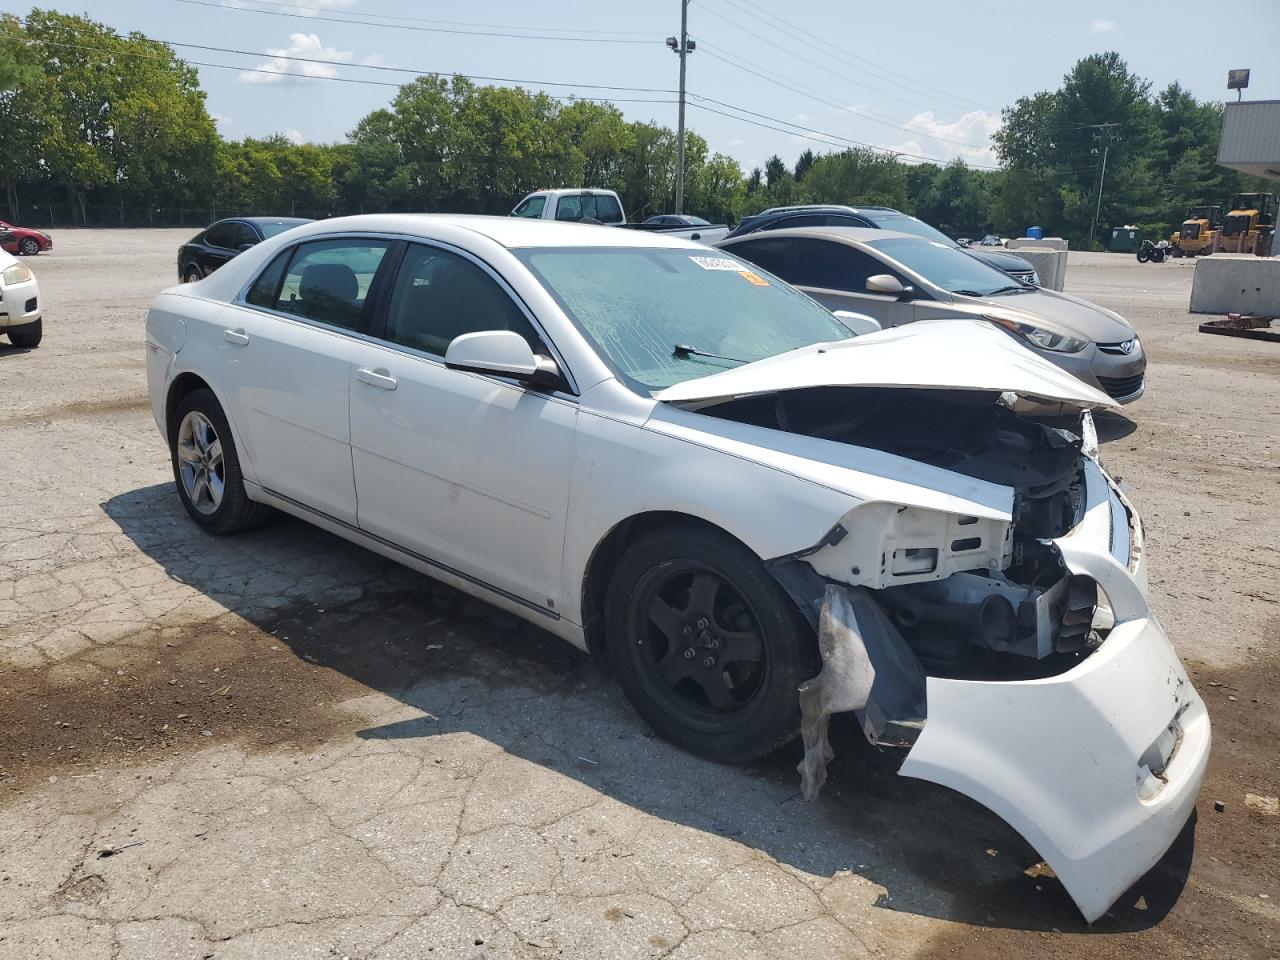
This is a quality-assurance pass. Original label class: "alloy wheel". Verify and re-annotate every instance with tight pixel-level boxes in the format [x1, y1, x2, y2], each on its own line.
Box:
[176, 410, 225, 515]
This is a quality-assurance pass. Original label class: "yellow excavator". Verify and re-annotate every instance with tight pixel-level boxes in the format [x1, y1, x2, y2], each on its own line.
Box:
[1169, 205, 1221, 258]
[1217, 193, 1275, 256]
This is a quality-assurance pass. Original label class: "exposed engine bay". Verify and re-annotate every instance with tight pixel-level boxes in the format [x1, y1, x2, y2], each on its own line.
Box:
[701, 385, 1107, 683]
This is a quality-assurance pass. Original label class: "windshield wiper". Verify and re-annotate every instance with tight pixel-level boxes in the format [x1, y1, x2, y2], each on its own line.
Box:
[672, 343, 746, 365]
[988, 284, 1034, 295]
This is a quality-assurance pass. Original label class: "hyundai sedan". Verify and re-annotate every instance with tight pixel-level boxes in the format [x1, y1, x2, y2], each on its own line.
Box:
[145, 215, 1207, 921]
[719, 227, 1147, 403]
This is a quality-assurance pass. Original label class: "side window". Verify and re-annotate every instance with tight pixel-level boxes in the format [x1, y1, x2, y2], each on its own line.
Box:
[823, 215, 870, 227]
[245, 249, 291, 307]
[513, 196, 546, 218]
[234, 222, 260, 248]
[726, 238, 794, 280]
[272, 239, 392, 331]
[383, 244, 542, 358]
[789, 239, 894, 292]
[205, 221, 236, 248]
[554, 196, 583, 221]
[588, 194, 624, 224]
[765, 214, 829, 231]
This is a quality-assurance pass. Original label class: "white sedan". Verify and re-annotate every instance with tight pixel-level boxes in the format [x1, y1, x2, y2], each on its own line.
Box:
[0, 247, 42, 347]
[145, 215, 1208, 922]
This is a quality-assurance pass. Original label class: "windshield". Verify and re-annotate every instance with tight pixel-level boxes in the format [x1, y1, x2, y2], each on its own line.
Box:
[516, 247, 852, 390]
[865, 213, 957, 247]
[869, 237, 1021, 297]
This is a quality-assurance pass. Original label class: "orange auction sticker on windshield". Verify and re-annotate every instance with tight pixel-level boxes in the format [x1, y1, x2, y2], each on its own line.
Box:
[739, 270, 769, 287]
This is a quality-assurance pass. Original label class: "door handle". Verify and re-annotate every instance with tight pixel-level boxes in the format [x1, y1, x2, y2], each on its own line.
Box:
[223, 328, 250, 346]
[356, 367, 398, 391]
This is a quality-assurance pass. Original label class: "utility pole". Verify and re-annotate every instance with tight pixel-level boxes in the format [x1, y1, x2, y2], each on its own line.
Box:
[1088, 123, 1120, 250]
[666, 1, 694, 214]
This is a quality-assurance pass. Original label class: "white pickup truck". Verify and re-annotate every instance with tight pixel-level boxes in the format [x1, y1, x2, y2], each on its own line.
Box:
[510, 188, 729, 243]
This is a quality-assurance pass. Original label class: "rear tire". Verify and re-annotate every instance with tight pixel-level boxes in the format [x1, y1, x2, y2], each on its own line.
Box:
[8, 319, 41, 348]
[168, 388, 270, 534]
[18, 237, 39, 256]
[604, 525, 816, 763]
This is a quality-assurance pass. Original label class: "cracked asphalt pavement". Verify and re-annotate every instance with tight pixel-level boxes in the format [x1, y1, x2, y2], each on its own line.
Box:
[1, 231, 1277, 959]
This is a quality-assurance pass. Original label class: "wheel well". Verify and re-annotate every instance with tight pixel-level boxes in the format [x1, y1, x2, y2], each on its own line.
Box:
[165, 372, 212, 436]
[580, 511, 754, 661]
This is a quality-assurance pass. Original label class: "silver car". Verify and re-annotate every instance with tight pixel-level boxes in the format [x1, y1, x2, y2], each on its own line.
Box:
[718, 227, 1146, 403]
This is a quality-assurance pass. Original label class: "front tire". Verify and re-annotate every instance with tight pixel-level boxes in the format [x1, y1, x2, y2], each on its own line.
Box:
[184, 265, 202, 283]
[18, 237, 39, 256]
[169, 389, 270, 534]
[604, 526, 816, 763]
[8, 319, 41, 348]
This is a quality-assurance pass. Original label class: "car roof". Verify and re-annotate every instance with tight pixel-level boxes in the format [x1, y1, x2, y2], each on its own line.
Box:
[759, 204, 898, 215]
[723, 225, 918, 245]
[275, 213, 702, 250]
[241, 217, 313, 226]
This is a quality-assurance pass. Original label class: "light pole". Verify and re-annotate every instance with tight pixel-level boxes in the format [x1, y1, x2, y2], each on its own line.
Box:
[666, 1, 694, 214]
[1088, 123, 1120, 250]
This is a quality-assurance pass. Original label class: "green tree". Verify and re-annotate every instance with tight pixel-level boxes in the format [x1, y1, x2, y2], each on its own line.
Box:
[802, 148, 907, 209]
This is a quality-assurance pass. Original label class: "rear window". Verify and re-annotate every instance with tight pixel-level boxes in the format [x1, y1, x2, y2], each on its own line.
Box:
[555, 194, 624, 224]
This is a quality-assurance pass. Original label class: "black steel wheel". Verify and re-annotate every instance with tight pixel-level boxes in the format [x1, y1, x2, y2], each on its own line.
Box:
[605, 526, 815, 763]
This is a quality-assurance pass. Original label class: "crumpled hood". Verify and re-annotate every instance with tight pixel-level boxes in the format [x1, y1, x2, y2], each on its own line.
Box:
[654, 319, 1117, 408]
[971, 288, 1135, 344]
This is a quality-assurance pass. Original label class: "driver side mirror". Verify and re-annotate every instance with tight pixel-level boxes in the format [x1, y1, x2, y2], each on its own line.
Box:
[866, 273, 913, 297]
[444, 330, 562, 389]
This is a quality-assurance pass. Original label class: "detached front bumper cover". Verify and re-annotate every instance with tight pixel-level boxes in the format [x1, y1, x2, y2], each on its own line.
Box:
[798, 459, 1210, 923]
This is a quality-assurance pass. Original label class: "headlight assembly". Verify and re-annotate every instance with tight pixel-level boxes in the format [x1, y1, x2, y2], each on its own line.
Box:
[2, 263, 33, 286]
[985, 315, 1087, 353]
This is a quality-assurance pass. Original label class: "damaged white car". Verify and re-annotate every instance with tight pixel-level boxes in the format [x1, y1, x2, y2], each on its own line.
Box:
[145, 216, 1209, 923]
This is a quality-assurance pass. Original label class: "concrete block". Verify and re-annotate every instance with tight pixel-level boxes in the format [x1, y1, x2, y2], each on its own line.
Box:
[1006, 248, 1067, 291]
[1189, 255, 1280, 315]
[1008, 237, 1069, 252]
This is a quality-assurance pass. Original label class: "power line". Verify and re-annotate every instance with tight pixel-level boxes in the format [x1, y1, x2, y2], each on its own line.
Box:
[167, 0, 660, 44]
[693, 0, 991, 121]
[698, 44, 995, 151]
[157, 39, 677, 93]
[722, 0, 1001, 114]
[26, 37, 678, 105]
[224, 0, 656, 36]
[688, 96, 1000, 169]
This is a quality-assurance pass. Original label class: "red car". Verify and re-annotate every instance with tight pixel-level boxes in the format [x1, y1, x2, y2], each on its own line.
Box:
[0, 221, 52, 256]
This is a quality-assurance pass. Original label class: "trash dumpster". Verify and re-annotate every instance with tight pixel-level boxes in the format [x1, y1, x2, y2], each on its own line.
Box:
[1110, 225, 1140, 253]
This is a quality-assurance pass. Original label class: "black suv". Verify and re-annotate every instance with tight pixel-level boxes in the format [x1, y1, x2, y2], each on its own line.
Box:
[725, 205, 1039, 286]
[179, 217, 312, 283]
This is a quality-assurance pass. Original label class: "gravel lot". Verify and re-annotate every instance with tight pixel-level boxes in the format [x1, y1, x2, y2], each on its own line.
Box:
[1, 230, 1277, 959]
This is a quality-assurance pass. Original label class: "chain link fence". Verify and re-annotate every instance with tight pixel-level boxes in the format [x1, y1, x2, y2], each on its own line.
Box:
[4, 202, 352, 229]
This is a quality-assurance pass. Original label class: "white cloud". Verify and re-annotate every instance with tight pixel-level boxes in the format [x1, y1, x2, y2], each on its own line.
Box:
[240, 33, 352, 85]
[360, 53, 393, 68]
[1089, 18, 1116, 33]
[210, 112, 230, 129]
[283, 128, 305, 145]
[888, 110, 1001, 167]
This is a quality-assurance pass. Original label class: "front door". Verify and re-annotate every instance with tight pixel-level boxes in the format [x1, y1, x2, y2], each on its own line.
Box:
[219, 236, 394, 525]
[348, 241, 577, 613]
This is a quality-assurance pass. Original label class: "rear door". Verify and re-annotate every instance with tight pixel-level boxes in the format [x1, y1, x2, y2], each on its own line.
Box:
[218, 236, 395, 525]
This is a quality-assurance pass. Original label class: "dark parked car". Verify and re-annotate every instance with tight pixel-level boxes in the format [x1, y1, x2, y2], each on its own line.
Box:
[642, 214, 712, 227]
[723, 205, 1039, 286]
[178, 217, 311, 282]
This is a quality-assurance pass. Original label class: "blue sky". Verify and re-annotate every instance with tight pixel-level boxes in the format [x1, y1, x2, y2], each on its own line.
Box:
[10, 0, 1280, 171]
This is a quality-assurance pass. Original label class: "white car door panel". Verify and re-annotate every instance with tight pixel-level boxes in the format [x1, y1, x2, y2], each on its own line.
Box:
[349, 344, 577, 612]
[348, 241, 577, 614]
[219, 303, 358, 524]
